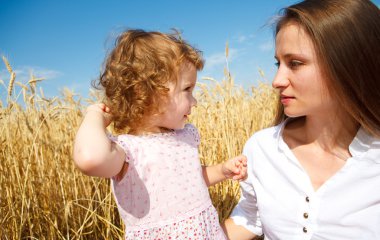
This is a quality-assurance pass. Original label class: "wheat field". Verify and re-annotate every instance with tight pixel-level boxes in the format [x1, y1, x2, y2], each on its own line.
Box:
[0, 56, 278, 239]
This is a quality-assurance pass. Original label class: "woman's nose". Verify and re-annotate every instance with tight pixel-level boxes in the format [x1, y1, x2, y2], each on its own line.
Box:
[272, 68, 289, 89]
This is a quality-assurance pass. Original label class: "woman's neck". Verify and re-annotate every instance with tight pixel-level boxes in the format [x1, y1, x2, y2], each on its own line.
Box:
[285, 113, 359, 153]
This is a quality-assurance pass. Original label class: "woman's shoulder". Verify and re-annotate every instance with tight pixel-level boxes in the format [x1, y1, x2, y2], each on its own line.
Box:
[353, 127, 380, 164]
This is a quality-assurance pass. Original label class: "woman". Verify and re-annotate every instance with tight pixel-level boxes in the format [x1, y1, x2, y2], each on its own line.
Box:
[223, 0, 380, 239]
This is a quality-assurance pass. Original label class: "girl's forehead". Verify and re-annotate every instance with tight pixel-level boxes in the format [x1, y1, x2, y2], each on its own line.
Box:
[181, 64, 197, 80]
[167, 63, 197, 90]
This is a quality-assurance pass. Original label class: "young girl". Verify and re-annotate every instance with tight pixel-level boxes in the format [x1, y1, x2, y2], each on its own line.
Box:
[73, 29, 247, 239]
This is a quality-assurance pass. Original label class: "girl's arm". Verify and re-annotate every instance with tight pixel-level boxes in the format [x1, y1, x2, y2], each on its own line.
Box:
[73, 103, 126, 178]
[202, 155, 247, 186]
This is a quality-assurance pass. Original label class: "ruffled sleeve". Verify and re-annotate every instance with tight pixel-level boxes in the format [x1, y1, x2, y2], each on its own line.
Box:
[184, 124, 201, 147]
[107, 132, 132, 163]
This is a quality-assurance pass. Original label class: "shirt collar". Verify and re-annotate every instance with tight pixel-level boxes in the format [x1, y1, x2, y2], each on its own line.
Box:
[275, 118, 290, 153]
[349, 127, 380, 163]
[349, 127, 371, 157]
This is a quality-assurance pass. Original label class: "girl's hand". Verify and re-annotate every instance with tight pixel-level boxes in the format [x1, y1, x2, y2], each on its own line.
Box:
[222, 155, 248, 181]
[86, 103, 112, 127]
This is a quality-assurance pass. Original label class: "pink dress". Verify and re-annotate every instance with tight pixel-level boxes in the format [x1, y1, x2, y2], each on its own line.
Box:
[109, 124, 227, 239]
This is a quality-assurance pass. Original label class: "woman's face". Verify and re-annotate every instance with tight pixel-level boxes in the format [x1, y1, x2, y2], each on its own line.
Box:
[272, 22, 335, 118]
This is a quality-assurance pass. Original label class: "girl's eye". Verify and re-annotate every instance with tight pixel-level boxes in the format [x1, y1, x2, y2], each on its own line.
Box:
[274, 61, 280, 68]
[184, 86, 193, 91]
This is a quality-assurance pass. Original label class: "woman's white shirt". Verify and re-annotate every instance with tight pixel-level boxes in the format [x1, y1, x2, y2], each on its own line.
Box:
[230, 120, 380, 240]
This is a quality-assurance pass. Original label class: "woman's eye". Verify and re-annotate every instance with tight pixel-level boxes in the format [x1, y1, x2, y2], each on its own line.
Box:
[274, 61, 280, 68]
[289, 60, 302, 68]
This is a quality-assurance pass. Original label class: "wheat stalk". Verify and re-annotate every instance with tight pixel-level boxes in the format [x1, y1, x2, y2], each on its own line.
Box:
[2, 56, 16, 98]
[28, 77, 45, 84]
[7, 72, 16, 97]
[2, 56, 13, 73]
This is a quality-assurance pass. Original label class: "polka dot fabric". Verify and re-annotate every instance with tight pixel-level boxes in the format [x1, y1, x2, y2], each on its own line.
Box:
[109, 124, 227, 239]
[125, 205, 226, 239]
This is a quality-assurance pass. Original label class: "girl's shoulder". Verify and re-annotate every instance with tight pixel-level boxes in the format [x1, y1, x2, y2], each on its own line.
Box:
[107, 131, 134, 143]
[176, 123, 200, 146]
[182, 123, 199, 136]
[107, 132, 136, 154]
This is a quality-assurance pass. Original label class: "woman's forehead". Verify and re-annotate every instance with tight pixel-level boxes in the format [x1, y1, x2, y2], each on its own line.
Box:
[276, 23, 315, 58]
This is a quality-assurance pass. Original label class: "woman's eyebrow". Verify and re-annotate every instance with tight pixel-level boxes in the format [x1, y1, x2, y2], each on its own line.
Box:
[276, 53, 309, 60]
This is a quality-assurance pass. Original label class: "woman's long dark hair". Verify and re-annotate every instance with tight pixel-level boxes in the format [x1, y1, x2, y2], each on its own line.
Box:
[273, 0, 380, 137]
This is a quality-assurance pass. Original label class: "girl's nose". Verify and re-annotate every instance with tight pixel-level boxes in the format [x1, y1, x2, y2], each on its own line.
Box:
[191, 95, 197, 107]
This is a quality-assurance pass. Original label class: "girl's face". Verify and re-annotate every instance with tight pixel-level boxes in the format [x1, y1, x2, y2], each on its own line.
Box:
[151, 63, 197, 132]
[273, 22, 335, 118]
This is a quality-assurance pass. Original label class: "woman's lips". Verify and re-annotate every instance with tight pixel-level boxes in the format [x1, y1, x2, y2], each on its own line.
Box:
[280, 95, 294, 104]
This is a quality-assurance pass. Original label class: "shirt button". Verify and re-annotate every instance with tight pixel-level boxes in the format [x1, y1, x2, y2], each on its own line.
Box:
[305, 196, 310, 202]
[303, 213, 309, 219]
[303, 227, 308, 233]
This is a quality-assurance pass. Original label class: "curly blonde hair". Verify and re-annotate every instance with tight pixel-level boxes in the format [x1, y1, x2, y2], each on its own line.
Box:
[94, 29, 204, 134]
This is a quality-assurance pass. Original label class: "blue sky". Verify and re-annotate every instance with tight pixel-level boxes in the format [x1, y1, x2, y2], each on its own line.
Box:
[1, 0, 379, 100]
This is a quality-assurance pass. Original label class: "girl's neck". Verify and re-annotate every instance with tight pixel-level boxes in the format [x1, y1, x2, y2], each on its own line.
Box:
[130, 126, 174, 136]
